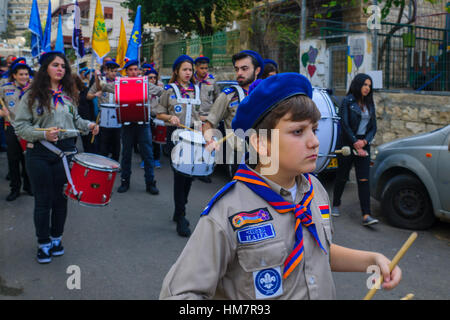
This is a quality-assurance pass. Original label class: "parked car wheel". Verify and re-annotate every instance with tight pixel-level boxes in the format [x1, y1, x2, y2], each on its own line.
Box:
[381, 174, 435, 229]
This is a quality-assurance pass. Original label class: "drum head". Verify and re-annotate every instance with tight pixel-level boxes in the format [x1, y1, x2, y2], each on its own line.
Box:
[73, 153, 120, 172]
[179, 130, 206, 145]
[313, 88, 338, 173]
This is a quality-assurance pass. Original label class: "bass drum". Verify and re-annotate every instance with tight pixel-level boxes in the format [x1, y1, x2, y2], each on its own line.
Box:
[313, 87, 339, 173]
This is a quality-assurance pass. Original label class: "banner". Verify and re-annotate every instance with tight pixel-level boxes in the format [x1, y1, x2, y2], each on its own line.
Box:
[28, 0, 43, 57]
[91, 0, 110, 59]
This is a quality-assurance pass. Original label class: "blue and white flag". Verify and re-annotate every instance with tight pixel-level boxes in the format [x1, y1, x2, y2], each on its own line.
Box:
[55, 14, 65, 53]
[125, 5, 141, 62]
[42, 0, 52, 53]
[72, 0, 85, 58]
[28, 0, 43, 57]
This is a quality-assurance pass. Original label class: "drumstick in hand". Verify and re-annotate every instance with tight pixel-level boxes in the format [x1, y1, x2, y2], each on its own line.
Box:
[363, 232, 418, 300]
[35, 128, 81, 133]
[90, 112, 101, 144]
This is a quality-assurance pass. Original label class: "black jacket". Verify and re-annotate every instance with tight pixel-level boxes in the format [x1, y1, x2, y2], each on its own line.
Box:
[338, 93, 377, 146]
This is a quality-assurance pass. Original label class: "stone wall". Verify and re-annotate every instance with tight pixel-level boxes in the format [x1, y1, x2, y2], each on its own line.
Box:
[373, 91, 450, 146]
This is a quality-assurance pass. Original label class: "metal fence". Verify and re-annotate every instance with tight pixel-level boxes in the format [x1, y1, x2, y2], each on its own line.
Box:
[378, 21, 449, 91]
[162, 31, 240, 68]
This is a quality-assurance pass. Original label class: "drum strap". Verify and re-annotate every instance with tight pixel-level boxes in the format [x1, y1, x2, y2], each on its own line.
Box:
[231, 85, 246, 102]
[169, 83, 201, 129]
[40, 140, 78, 196]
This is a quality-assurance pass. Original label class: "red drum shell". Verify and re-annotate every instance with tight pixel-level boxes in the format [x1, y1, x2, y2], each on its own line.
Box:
[64, 153, 120, 207]
[152, 125, 167, 144]
[19, 138, 27, 152]
[114, 77, 149, 123]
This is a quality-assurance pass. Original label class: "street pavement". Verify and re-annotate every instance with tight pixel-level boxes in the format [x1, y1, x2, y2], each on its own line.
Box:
[0, 148, 449, 300]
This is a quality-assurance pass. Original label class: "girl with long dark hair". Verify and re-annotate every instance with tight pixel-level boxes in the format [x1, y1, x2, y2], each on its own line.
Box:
[332, 73, 378, 226]
[15, 51, 99, 263]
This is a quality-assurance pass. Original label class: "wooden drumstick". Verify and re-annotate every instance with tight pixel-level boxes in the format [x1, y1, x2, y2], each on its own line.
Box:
[363, 232, 418, 300]
[35, 128, 81, 133]
[90, 112, 101, 144]
[400, 293, 414, 300]
[215, 132, 235, 145]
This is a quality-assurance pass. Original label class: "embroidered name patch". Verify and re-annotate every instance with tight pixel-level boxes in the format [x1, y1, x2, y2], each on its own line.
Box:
[253, 267, 283, 299]
[229, 207, 273, 230]
[319, 205, 330, 219]
[237, 224, 275, 244]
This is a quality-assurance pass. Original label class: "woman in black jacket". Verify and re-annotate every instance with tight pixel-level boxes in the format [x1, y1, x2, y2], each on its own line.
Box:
[332, 73, 378, 226]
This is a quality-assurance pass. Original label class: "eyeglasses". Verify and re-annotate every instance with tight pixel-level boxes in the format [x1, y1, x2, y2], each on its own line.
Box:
[148, 76, 157, 80]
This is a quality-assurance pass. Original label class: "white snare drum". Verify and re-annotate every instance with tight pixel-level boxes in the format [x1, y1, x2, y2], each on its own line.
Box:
[313, 88, 339, 173]
[100, 104, 122, 128]
[171, 130, 215, 177]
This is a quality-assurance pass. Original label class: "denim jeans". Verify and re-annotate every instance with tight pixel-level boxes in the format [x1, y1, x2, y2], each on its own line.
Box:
[332, 142, 371, 215]
[26, 139, 76, 244]
[121, 123, 155, 183]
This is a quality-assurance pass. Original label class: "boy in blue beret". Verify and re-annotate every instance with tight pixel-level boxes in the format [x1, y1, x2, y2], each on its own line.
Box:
[100, 58, 163, 195]
[160, 73, 401, 299]
[193, 55, 219, 119]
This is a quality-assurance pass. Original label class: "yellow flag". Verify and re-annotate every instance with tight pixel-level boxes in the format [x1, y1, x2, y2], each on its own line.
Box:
[91, 0, 110, 58]
[116, 18, 127, 76]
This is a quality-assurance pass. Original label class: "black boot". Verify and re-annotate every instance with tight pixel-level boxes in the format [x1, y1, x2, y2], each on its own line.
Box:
[146, 180, 159, 195]
[176, 216, 191, 237]
[117, 179, 130, 193]
[6, 190, 20, 201]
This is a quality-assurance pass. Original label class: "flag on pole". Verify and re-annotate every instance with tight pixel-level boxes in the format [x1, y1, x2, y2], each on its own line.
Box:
[28, 0, 43, 57]
[72, 0, 85, 58]
[55, 14, 65, 53]
[125, 5, 141, 63]
[91, 0, 110, 59]
[116, 18, 128, 75]
[42, 0, 52, 53]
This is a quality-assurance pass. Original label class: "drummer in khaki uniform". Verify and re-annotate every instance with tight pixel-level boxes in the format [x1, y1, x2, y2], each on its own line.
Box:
[193, 56, 220, 119]
[160, 73, 402, 300]
[202, 50, 264, 170]
[0, 58, 32, 201]
[154, 54, 202, 238]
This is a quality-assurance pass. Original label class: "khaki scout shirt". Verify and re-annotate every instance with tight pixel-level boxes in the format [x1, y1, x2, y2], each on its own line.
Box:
[194, 73, 220, 116]
[154, 84, 201, 128]
[14, 90, 93, 142]
[206, 86, 246, 130]
[0, 81, 30, 123]
[160, 169, 336, 300]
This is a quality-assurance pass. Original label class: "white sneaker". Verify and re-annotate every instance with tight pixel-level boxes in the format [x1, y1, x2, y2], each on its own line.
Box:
[331, 206, 340, 217]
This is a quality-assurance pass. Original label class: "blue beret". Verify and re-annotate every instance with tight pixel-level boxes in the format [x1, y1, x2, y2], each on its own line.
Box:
[239, 50, 264, 72]
[39, 50, 64, 65]
[141, 63, 152, 69]
[263, 59, 278, 70]
[105, 61, 120, 68]
[172, 54, 194, 71]
[10, 58, 31, 73]
[144, 66, 158, 76]
[123, 59, 139, 69]
[194, 56, 210, 64]
[232, 73, 313, 133]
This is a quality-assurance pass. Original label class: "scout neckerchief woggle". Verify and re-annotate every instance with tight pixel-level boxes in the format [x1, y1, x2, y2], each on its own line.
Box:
[51, 84, 64, 109]
[233, 163, 327, 279]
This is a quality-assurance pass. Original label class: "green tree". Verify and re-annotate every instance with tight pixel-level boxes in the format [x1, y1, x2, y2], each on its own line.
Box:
[121, 0, 254, 36]
[1, 20, 16, 39]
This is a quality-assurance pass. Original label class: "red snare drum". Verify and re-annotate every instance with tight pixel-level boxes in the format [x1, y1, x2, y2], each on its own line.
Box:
[64, 153, 120, 207]
[115, 76, 149, 123]
[152, 119, 167, 144]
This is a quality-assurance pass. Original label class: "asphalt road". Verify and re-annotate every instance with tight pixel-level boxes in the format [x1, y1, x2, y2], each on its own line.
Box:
[0, 148, 449, 300]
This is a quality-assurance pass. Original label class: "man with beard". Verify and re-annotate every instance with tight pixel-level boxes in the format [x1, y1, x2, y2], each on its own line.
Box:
[202, 50, 264, 159]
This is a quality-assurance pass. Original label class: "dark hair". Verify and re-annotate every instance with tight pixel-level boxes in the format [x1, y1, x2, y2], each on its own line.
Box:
[261, 63, 277, 79]
[169, 59, 194, 84]
[347, 73, 374, 107]
[8, 64, 30, 82]
[147, 70, 159, 82]
[232, 52, 258, 70]
[27, 52, 78, 111]
[254, 95, 321, 140]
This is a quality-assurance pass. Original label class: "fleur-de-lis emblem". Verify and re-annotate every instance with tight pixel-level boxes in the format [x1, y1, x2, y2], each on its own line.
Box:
[260, 273, 276, 289]
[94, 20, 106, 37]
